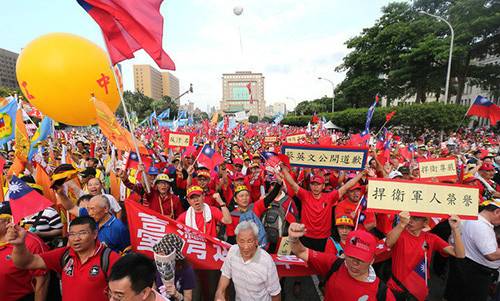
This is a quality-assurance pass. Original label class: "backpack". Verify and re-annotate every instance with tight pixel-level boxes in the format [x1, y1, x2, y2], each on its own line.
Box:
[261, 195, 289, 245]
[325, 258, 388, 301]
[60, 247, 112, 281]
[231, 205, 268, 248]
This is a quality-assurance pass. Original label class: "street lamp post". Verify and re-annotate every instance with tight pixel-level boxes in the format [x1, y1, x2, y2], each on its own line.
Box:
[318, 77, 335, 113]
[418, 11, 454, 104]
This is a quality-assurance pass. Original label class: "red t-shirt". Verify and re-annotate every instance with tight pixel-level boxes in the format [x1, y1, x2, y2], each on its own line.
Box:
[177, 206, 223, 237]
[146, 192, 185, 219]
[40, 243, 120, 301]
[324, 238, 345, 256]
[226, 199, 267, 237]
[335, 198, 376, 231]
[387, 230, 449, 299]
[0, 233, 49, 301]
[297, 187, 339, 238]
[308, 249, 396, 301]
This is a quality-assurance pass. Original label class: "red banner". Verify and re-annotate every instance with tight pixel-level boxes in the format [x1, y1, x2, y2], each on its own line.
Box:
[125, 200, 313, 277]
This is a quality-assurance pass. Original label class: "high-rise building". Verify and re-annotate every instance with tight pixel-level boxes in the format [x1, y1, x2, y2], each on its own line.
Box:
[133, 65, 163, 100]
[220, 71, 265, 119]
[161, 72, 180, 104]
[0, 48, 19, 89]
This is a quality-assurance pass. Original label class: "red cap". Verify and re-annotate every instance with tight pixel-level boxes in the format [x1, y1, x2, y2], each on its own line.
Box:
[343, 230, 377, 262]
[233, 158, 244, 166]
[480, 163, 495, 171]
[310, 175, 325, 184]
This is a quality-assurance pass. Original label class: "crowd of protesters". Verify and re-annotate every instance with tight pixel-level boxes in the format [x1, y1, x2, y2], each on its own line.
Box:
[0, 121, 499, 301]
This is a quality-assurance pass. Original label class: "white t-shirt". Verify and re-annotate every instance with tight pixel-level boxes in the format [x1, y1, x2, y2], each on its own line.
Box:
[462, 214, 500, 269]
[221, 245, 281, 301]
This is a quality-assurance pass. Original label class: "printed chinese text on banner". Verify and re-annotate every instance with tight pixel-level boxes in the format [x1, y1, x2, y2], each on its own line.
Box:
[264, 136, 278, 143]
[286, 133, 306, 143]
[418, 157, 457, 181]
[125, 200, 313, 277]
[281, 144, 368, 171]
[367, 178, 479, 219]
[163, 131, 194, 148]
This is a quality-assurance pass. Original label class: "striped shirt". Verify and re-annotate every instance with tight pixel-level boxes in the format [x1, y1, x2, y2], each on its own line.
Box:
[23, 207, 63, 233]
[221, 245, 281, 301]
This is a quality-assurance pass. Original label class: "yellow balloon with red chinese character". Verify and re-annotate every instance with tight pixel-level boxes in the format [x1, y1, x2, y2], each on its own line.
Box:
[16, 33, 121, 126]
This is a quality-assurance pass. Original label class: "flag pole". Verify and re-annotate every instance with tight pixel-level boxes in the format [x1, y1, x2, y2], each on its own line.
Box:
[94, 35, 151, 193]
[374, 120, 389, 137]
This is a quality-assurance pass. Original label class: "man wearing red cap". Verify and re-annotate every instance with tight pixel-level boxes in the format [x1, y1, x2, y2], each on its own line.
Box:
[288, 222, 396, 300]
[176, 186, 232, 237]
[282, 166, 366, 251]
[335, 183, 376, 232]
[476, 163, 500, 200]
[385, 211, 464, 300]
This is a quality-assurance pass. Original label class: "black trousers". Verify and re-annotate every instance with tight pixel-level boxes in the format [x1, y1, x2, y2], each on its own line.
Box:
[300, 236, 327, 252]
[445, 257, 498, 301]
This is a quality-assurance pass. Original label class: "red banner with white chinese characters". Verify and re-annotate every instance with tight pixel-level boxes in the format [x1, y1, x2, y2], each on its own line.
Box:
[125, 200, 314, 277]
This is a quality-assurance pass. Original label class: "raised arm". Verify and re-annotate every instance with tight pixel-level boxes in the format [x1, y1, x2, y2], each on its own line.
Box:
[385, 211, 410, 248]
[443, 215, 465, 258]
[281, 165, 299, 194]
[263, 174, 284, 207]
[287, 223, 309, 262]
[7, 224, 47, 270]
[214, 193, 232, 225]
[338, 169, 367, 198]
[54, 185, 80, 217]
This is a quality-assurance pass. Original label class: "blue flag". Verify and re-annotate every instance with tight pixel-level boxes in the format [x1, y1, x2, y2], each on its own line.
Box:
[28, 117, 53, 160]
[178, 110, 187, 119]
[158, 108, 170, 119]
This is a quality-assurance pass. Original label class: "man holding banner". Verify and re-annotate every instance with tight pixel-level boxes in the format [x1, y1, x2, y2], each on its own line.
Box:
[282, 165, 367, 252]
[385, 211, 464, 301]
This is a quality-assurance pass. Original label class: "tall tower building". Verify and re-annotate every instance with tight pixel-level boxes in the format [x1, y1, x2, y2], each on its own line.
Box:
[0, 48, 19, 89]
[220, 71, 265, 119]
[133, 64, 163, 100]
[161, 72, 180, 104]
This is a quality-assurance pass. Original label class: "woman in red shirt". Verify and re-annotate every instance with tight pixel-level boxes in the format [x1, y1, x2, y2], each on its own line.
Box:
[325, 215, 355, 256]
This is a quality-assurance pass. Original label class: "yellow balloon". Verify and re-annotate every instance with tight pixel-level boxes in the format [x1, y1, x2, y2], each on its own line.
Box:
[16, 33, 120, 126]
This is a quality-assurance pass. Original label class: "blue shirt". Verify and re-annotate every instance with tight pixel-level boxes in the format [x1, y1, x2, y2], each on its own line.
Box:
[79, 208, 130, 252]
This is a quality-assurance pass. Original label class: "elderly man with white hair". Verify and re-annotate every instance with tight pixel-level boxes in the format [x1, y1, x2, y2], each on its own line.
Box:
[215, 220, 281, 301]
[57, 188, 130, 253]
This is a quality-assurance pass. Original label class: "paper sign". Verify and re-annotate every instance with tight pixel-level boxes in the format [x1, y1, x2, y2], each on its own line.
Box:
[265, 136, 278, 143]
[367, 178, 478, 219]
[164, 132, 194, 148]
[286, 133, 306, 143]
[281, 144, 368, 170]
[418, 157, 457, 181]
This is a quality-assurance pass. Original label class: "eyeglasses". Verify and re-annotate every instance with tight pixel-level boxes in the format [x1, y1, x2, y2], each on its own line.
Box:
[67, 230, 91, 239]
[104, 288, 139, 301]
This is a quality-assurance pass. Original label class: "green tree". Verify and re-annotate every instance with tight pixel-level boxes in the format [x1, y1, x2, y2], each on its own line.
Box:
[0, 86, 22, 98]
[336, 0, 500, 106]
[116, 91, 156, 121]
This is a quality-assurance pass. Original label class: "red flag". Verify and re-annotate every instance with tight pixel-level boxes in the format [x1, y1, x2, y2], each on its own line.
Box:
[318, 135, 332, 146]
[78, 0, 175, 70]
[311, 113, 319, 124]
[126, 152, 153, 171]
[197, 144, 224, 171]
[386, 111, 396, 122]
[8, 176, 53, 223]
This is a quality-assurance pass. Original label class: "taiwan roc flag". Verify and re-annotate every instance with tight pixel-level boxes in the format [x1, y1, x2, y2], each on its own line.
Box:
[198, 144, 224, 171]
[8, 176, 53, 223]
[403, 258, 428, 301]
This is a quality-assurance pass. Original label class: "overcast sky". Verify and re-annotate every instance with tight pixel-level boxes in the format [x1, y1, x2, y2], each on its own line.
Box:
[2, 0, 398, 111]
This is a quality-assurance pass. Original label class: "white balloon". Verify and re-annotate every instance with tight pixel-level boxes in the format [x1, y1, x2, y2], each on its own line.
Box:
[233, 6, 244, 16]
